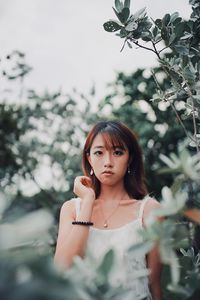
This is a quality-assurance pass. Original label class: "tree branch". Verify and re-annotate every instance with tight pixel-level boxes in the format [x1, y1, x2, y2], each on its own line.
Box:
[151, 70, 195, 143]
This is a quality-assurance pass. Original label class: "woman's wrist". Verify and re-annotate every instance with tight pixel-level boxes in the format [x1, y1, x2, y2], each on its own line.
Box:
[82, 195, 95, 203]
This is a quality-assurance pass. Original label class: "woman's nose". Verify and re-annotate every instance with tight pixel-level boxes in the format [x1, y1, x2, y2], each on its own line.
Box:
[104, 152, 113, 166]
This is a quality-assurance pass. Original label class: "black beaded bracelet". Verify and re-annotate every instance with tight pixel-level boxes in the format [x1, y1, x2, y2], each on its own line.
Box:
[72, 221, 94, 226]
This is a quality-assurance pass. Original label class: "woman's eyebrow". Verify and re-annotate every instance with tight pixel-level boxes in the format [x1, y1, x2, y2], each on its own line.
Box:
[93, 146, 104, 149]
[93, 145, 126, 150]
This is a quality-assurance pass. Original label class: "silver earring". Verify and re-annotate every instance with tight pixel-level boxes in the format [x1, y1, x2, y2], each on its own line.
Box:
[90, 168, 94, 175]
[127, 167, 131, 174]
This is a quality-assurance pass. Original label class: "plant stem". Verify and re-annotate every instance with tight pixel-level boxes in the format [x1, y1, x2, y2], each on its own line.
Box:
[151, 70, 194, 142]
[151, 41, 161, 59]
[133, 40, 157, 54]
[174, 68, 200, 154]
[184, 82, 200, 154]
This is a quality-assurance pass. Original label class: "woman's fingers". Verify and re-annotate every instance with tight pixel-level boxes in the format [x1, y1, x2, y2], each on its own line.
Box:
[81, 177, 92, 187]
[73, 176, 95, 199]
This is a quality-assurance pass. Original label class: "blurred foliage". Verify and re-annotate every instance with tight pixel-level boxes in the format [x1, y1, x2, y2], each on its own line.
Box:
[0, 0, 200, 299]
[0, 196, 145, 300]
[0, 51, 102, 223]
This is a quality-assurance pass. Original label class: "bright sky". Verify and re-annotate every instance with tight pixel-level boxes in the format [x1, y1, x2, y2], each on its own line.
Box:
[0, 0, 191, 100]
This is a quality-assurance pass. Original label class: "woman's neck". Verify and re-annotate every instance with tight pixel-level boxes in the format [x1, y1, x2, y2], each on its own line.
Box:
[98, 183, 129, 203]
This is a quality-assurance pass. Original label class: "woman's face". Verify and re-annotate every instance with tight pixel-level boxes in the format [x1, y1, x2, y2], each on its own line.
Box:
[88, 133, 130, 186]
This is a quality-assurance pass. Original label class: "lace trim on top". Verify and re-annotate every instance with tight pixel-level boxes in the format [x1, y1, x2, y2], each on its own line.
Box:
[71, 196, 152, 300]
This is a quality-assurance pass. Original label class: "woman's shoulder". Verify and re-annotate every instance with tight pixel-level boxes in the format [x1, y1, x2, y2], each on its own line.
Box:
[143, 195, 161, 214]
[143, 196, 161, 223]
[60, 198, 80, 217]
[145, 195, 160, 208]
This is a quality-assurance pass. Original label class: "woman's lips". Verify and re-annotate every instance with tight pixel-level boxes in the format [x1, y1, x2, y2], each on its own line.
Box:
[102, 171, 114, 176]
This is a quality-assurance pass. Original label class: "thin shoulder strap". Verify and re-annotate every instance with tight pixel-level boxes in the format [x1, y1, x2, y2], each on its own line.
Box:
[138, 196, 149, 219]
[74, 198, 81, 220]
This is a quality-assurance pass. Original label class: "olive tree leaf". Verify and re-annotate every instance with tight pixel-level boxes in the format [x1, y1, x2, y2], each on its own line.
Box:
[159, 153, 180, 169]
[119, 27, 128, 38]
[114, 0, 123, 13]
[127, 40, 133, 48]
[159, 150, 200, 181]
[131, 7, 146, 20]
[113, 7, 130, 24]
[170, 11, 180, 22]
[155, 18, 162, 28]
[125, 21, 138, 31]
[103, 21, 122, 32]
[160, 246, 180, 284]
[147, 187, 188, 223]
[96, 249, 115, 280]
[162, 13, 170, 26]
[124, 0, 130, 9]
[0, 209, 53, 250]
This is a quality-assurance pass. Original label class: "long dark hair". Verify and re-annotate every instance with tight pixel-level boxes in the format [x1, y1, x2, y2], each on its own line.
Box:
[82, 120, 147, 200]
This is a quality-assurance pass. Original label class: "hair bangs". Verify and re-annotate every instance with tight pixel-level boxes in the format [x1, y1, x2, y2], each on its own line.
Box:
[100, 131, 126, 151]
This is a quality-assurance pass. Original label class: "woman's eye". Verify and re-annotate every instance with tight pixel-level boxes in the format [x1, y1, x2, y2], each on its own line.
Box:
[94, 151, 102, 156]
[114, 150, 124, 156]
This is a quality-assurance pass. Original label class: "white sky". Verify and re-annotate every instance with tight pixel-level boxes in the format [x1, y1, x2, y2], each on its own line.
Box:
[0, 0, 191, 100]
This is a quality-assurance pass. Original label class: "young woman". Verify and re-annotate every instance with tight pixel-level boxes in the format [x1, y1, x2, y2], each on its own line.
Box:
[54, 120, 163, 300]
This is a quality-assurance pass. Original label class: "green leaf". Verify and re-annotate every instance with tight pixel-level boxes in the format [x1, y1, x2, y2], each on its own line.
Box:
[113, 7, 130, 24]
[159, 153, 180, 169]
[132, 7, 146, 20]
[180, 33, 193, 40]
[174, 45, 189, 55]
[141, 32, 152, 42]
[168, 284, 193, 298]
[127, 40, 132, 48]
[152, 26, 158, 37]
[162, 13, 170, 26]
[114, 0, 123, 12]
[119, 27, 127, 37]
[188, 61, 197, 73]
[155, 19, 162, 29]
[170, 175, 185, 195]
[173, 17, 182, 25]
[169, 33, 177, 45]
[174, 22, 185, 37]
[161, 26, 169, 41]
[97, 249, 115, 277]
[124, 0, 130, 9]
[170, 12, 180, 23]
[128, 240, 154, 256]
[103, 21, 122, 32]
[169, 250, 180, 284]
[125, 21, 138, 31]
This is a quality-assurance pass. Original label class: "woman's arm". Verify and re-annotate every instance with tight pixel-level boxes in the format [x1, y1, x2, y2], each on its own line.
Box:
[144, 199, 163, 300]
[147, 244, 163, 300]
[54, 196, 94, 270]
[54, 176, 95, 270]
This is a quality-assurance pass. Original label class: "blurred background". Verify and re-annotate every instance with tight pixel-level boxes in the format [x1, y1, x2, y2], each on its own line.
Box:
[1, 1, 199, 299]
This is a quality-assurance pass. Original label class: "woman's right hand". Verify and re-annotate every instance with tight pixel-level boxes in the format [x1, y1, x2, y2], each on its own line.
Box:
[73, 176, 95, 202]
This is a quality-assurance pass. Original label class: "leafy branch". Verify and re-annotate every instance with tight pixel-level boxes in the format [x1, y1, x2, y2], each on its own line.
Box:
[103, 0, 200, 153]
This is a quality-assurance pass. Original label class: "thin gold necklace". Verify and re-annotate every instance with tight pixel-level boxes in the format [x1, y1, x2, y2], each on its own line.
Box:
[99, 197, 124, 228]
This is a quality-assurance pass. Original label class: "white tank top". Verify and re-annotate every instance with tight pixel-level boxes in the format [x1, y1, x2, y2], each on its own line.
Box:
[73, 196, 153, 300]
